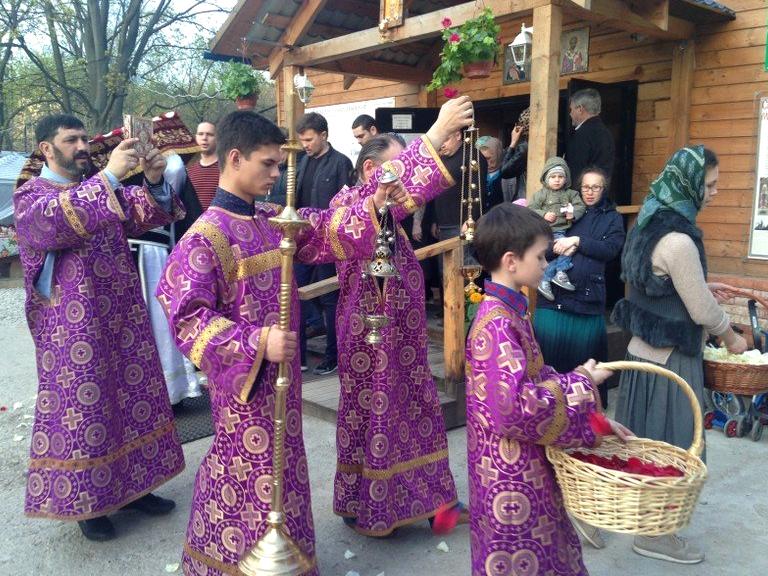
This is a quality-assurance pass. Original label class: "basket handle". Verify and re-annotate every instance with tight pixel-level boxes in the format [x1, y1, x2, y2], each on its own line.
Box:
[595, 360, 703, 457]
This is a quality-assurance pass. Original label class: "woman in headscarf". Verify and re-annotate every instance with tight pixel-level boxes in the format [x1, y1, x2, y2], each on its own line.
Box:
[611, 146, 747, 564]
[499, 107, 530, 202]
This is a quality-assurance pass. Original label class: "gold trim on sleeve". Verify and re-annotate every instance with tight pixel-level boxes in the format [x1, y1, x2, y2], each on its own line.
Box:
[536, 379, 568, 446]
[329, 206, 349, 260]
[58, 190, 89, 239]
[239, 326, 271, 403]
[97, 171, 127, 221]
[420, 135, 455, 187]
[235, 249, 281, 280]
[189, 221, 235, 282]
[190, 316, 235, 369]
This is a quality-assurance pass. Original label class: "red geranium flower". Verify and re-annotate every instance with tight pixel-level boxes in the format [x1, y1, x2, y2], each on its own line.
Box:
[442, 17, 452, 28]
[443, 87, 459, 99]
[449, 32, 461, 43]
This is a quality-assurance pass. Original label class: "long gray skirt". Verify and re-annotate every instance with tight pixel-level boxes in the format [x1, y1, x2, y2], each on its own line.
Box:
[614, 349, 706, 463]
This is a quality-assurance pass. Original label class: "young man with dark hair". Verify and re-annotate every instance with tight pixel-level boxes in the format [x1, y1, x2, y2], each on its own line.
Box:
[295, 111, 355, 375]
[156, 108, 435, 575]
[351, 113, 379, 145]
[14, 113, 186, 542]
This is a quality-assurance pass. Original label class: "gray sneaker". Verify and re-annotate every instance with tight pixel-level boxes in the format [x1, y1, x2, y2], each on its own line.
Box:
[633, 534, 704, 564]
[552, 271, 576, 291]
[571, 517, 605, 549]
[538, 281, 555, 301]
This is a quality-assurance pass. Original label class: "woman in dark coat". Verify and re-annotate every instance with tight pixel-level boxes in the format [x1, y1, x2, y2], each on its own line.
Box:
[533, 166, 625, 408]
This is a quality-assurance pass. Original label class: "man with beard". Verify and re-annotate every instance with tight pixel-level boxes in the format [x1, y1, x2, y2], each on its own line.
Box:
[13, 114, 186, 541]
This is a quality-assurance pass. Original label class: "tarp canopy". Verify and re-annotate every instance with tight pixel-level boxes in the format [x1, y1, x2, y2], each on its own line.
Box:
[0, 152, 28, 225]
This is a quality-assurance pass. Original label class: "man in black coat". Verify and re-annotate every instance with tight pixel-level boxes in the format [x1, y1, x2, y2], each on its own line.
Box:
[295, 112, 355, 376]
[565, 88, 615, 185]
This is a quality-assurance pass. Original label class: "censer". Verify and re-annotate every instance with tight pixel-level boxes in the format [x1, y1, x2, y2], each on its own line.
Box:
[458, 124, 484, 295]
[361, 164, 400, 345]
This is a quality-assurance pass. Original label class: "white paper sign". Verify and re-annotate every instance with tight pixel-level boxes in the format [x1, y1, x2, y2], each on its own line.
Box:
[391, 114, 413, 130]
[748, 95, 768, 259]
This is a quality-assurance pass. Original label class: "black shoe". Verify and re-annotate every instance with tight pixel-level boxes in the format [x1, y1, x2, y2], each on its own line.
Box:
[78, 517, 116, 541]
[313, 360, 337, 375]
[171, 400, 185, 415]
[342, 516, 357, 528]
[121, 493, 176, 516]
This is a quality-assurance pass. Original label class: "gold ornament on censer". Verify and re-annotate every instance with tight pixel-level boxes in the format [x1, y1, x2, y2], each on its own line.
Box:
[361, 164, 400, 345]
[458, 123, 485, 297]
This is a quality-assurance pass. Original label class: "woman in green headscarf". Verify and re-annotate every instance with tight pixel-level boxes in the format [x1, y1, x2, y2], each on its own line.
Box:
[608, 146, 747, 564]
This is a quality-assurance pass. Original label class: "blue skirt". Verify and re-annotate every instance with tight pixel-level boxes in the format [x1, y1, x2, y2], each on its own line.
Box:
[533, 307, 608, 405]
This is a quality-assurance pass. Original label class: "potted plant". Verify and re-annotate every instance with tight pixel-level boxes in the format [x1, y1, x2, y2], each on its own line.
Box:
[427, 8, 501, 95]
[221, 62, 266, 109]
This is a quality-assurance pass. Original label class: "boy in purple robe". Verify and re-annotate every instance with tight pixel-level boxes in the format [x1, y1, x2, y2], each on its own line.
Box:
[466, 203, 631, 575]
[14, 114, 186, 541]
[156, 102, 473, 574]
[329, 128, 472, 536]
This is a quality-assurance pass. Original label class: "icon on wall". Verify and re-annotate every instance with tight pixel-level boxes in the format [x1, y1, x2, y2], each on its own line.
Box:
[561, 27, 590, 75]
[503, 44, 528, 84]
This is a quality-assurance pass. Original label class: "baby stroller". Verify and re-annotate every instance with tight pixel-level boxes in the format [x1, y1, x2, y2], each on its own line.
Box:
[703, 293, 768, 440]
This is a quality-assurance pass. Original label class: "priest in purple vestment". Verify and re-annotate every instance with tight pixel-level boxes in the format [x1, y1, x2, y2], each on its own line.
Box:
[329, 129, 472, 536]
[14, 114, 186, 542]
[466, 203, 628, 576]
[156, 101, 474, 575]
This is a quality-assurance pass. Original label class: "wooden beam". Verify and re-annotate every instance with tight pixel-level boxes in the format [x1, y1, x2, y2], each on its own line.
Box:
[380, 0, 405, 30]
[311, 57, 432, 85]
[526, 2, 562, 199]
[268, 0, 329, 78]
[669, 40, 695, 154]
[442, 243, 465, 386]
[285, 0, 540, 68]
[342, 74, 358, 90]
[565, 0, 693, 40]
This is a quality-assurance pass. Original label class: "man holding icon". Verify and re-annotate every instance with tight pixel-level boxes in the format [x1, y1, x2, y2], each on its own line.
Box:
[13, 113, 186, 542]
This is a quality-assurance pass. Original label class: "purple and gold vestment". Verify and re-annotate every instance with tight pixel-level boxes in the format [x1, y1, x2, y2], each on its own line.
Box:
[157, 188, 383, 575]
[14, 171, 186, 521]
[466, 284, 598, 575]
[329, 136, 461, 535]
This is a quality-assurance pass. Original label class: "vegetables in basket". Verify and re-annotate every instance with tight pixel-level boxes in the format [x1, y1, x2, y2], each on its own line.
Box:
[703, 345, 768, 365]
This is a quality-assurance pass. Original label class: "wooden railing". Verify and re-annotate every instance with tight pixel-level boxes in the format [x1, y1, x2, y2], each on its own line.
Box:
[298, 236, 466, 389]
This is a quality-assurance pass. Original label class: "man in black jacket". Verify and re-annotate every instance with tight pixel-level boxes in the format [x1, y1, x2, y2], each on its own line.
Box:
[295, 112, 354, 375]
[565, 88, 615, 185]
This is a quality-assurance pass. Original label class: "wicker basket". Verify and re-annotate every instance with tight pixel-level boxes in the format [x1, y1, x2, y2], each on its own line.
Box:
[704, 287, 768, 395]
[546, 361, 707, 536]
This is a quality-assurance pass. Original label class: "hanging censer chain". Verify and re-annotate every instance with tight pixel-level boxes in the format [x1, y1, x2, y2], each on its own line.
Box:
[459, 125, 483, 243]
[362, 164, 399, 345]
[459, 124, 484, 294]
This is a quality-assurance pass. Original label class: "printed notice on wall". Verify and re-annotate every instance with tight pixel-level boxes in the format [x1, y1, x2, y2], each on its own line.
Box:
[748, 95, 768, 259]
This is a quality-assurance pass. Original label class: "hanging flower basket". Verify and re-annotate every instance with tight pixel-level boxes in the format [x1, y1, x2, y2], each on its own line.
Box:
[235, 94, 258, 110]
[427, 9, 501, 92]
[462, 60, 494, 79]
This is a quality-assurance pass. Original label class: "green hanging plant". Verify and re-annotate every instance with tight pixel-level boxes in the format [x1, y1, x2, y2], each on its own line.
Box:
[427, 8, 501, 95]
[220, 62, 266, 100]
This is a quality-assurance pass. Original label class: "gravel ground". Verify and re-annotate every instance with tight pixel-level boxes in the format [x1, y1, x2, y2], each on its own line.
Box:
[0, 287, 27, 327]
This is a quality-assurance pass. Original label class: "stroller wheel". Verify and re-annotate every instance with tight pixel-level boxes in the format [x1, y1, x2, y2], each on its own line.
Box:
[704, 411, 715, 430]
[751, 420, 764, 442]
[725, 418, 740, 438]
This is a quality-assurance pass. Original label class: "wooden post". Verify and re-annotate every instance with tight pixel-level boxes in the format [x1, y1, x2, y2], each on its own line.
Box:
[670, 40, 695, 154]
[526, 2, 562, 198]
[280, 66, 306, 134]
[525, 2, 562, 313]
[442, 243, 465, 398]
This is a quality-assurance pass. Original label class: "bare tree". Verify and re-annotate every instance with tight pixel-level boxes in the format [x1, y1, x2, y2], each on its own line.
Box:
[12, 0, 228, 132]
[0, 0, 32, 149]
